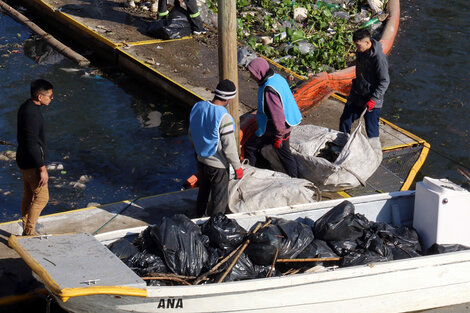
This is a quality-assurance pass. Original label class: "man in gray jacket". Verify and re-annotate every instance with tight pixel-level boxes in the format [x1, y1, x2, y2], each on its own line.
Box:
[189, 80, 243, 216]
[339, 29, 390, 138]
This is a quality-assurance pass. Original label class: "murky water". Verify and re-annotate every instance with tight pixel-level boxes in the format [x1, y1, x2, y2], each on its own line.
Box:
[1, 0, 470, 223]
[0, 13, 195, 222]
[384, 0, 470, 183]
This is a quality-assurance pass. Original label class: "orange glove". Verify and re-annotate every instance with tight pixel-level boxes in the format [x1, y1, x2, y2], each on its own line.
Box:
[235, 167, 244, 179]
[273, 139, 282, 149]
[366, 99, 375, 111]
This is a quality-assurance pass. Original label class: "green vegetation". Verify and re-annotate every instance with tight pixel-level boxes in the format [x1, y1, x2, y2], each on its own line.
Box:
[206, 0, 384, 77]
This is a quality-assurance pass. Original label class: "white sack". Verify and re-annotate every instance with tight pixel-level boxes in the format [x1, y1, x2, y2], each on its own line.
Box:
[261, 119, 382, 192]
[228, 165, 319, 214]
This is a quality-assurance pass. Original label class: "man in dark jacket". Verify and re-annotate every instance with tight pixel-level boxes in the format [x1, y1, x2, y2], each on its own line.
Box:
[339, 29, 390, 138]
[245, 57, 302, 177]
[17, 79, 53, 236]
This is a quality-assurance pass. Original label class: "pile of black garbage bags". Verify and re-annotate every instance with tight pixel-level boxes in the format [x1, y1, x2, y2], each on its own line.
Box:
[107, 200, 468, 285]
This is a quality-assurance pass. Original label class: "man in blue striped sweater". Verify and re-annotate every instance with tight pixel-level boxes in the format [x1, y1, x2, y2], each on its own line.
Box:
[189, 80, 243, 216]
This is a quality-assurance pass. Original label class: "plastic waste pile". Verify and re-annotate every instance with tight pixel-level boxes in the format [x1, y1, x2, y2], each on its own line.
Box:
[108, 201, 470, 286]
[202, 0, 388, 76]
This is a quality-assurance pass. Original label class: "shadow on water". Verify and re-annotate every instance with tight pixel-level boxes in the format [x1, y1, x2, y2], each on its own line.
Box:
[0, 13, 196, 222]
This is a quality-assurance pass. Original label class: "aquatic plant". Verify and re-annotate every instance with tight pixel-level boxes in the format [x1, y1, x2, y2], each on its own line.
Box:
[206, 0, 386, 77]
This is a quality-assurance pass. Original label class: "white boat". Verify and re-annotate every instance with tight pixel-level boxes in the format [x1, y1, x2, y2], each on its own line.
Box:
[9, 177, 470, 313]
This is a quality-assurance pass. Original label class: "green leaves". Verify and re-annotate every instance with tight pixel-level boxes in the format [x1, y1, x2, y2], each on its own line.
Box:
[216, 0, 363, 76]
[247, 35, 257, 49]
[289, 30, 305, 42]
[236, 0, 250, 9]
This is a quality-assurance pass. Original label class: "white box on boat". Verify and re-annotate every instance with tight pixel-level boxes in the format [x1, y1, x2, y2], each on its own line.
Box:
[413, 177, 470, 250]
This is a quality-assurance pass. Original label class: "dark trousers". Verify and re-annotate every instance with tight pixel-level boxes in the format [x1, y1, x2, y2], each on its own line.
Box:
[339, 104, 381, 138]
[244, 134, 298, 178]
[158, 0, 203, 30]
[197, 161, 229, 216]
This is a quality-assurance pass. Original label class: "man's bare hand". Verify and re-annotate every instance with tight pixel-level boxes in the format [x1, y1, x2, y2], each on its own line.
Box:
[38, 166, 48, 187]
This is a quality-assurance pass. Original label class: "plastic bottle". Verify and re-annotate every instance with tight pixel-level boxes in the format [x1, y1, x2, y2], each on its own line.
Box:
[360, 16, 380, 28]
[316, 1, 341, 11]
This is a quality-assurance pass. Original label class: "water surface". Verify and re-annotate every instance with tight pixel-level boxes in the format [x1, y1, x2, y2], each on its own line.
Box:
[2, 0, 470, 222]
[0, 13, 195, 222]
[384, 0, 470, 182]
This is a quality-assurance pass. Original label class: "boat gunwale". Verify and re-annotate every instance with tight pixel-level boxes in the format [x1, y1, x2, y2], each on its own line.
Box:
[141, 250, 470, 298]
[88, 190, 470, 298]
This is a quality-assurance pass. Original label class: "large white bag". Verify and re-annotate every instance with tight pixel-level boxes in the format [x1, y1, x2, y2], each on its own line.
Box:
[261, 117, 382, 192]
[227, 165, 319, 213]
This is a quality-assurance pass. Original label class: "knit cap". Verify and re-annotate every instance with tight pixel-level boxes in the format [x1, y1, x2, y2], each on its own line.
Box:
[215, 79, 237, 100]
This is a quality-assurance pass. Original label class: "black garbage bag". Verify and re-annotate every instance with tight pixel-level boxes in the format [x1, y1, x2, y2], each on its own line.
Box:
[371, 222, 422, 259]
[107, 238, 140, 261]
[388, 245, 422, 260]
[254, 264, 280, 278]
[23, 35, 64, 64]
[217, 253, 258, 282]
[426, 243, 470, 255]
[328, 240, 358, 257]
[273, 218, 315, 259]
[340, 250, 390, 267]
[151, 214, 209, 276]
[297, 239, 339, 261]
[359, 230, 393, 260]
[147, 6, 192, 40]
[246, 223, 283, 265]
[296, 217, 316, 229]
[276, 239, 338, 270]
[125, 252, 168, 275]
[314, 200, 369, 241]
[133, 226, 160, 255]
[204, 246, 221, 272]
[201, 213, 247, 256]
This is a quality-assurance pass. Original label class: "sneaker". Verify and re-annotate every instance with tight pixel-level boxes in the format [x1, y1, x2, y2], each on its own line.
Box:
[192, 28, 207, 35]
[22, 230, 39, 236]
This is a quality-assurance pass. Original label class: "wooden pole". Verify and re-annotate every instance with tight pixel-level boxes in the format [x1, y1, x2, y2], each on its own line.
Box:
[0, 0, 90, 67]
[217, 219, 272, 283]
[218, 0, 240, 152]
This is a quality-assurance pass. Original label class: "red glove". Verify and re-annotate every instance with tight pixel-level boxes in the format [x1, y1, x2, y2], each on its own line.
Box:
[273, 139, 282, 149]
[235, 167, 244, 179]
[366, 99, 375, 111]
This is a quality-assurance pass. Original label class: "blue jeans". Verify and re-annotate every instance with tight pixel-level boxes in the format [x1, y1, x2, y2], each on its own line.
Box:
[339, 105, 381, 138]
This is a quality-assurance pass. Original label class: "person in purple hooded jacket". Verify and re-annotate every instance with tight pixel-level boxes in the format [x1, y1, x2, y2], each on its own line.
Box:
[245, 58, 302, 177]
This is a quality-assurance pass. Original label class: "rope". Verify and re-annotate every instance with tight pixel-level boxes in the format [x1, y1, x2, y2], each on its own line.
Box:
[427, 147, 470, 172]
[92, 196, 142, 235]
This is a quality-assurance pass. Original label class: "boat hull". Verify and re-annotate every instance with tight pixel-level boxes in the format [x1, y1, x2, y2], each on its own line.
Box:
[55, 250, 470, 313]
[47, 190, 470, 313]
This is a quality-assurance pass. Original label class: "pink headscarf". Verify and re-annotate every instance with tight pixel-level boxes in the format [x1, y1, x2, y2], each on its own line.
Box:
[247, 57, 270, 82]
